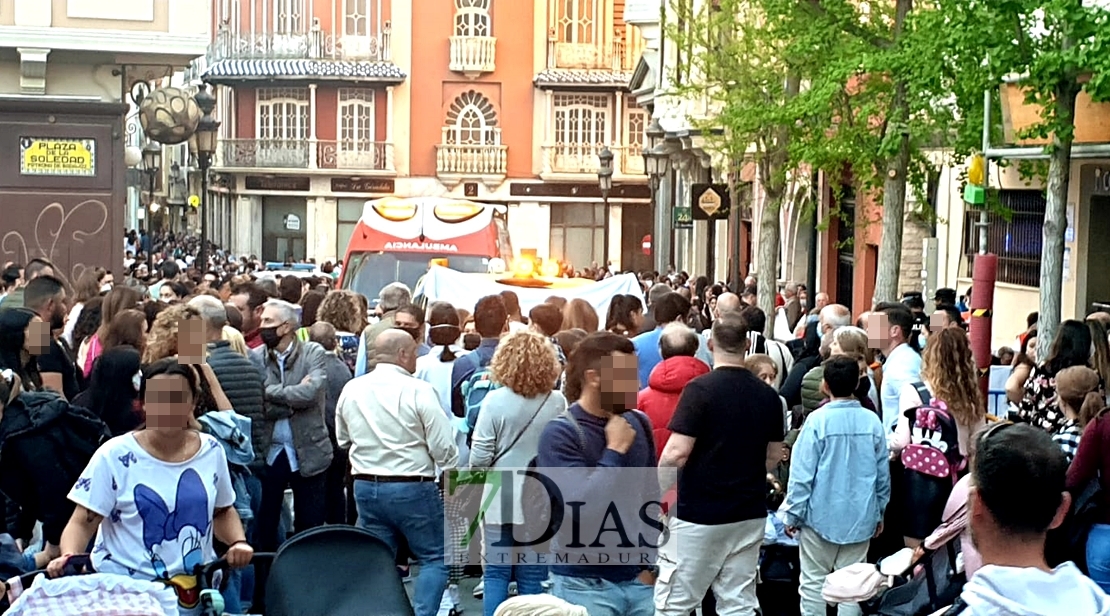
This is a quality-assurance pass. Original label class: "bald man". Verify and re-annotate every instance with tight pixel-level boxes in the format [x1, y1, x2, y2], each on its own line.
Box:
[336, 328, 458, 616]
[715, 292, 742, 318]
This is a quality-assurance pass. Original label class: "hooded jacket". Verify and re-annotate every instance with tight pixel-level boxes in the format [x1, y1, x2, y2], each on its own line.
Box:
[0, 391, 109, 544]
[637, 355, 710, 459]
[956, 562, 1110, 615]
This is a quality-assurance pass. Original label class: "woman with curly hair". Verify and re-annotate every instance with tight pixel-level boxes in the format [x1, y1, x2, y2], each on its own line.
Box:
[316, 290, 366, 373]
[468, 330, 567, 616]
[890, 327, 987, 546]
[142, 304, 201, 365]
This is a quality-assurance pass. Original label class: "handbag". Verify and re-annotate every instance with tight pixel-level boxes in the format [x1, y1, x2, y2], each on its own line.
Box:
[453, 391, 553, 518]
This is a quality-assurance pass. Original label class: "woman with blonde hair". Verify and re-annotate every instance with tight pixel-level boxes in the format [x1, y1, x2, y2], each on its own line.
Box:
[891, 327, 987, 546]
[142, 304, 201, 364]
[468, 330, 567, 616]
[561, 298, 598, 332]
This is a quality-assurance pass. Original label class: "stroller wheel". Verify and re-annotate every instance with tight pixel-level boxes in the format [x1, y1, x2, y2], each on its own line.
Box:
[199, 588, 225, 616]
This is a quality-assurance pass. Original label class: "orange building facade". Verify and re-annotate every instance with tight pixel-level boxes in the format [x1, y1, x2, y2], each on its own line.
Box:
[191, 0, 652, 272]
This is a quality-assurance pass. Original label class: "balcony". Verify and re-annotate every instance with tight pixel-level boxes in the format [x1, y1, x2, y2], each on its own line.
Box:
[449, 36, 497, 78]
[217, 139, 395, 173]
[436, 129, 507, 187]
[541, 144, 644, 177]
[209, 25, 391, 62]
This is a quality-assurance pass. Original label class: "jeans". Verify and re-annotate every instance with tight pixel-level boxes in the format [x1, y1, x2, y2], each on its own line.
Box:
[552, 574, 654, 616]
[798, 528, 869, 616]
[482, 523, 547, 616]
[1088, 524, 1110, 593]
[354, 480, 447, 616]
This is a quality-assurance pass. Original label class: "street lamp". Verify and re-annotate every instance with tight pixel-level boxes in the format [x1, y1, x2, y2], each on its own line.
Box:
[141, 141, 161, 235]
[643, 129, 670, 273]
[193, 85, 220, 272]
[597, 146, 614, 201]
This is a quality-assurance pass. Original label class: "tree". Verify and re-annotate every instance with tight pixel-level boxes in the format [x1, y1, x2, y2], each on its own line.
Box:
[666, 0, 811, 334]
[935, 0, 1110, 347]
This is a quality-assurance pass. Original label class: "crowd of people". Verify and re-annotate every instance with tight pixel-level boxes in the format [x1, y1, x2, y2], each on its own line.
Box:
[0, 247, 1107, 616]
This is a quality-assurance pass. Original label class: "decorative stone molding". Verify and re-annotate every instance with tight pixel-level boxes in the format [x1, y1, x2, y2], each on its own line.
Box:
[17, 48, 50, 95]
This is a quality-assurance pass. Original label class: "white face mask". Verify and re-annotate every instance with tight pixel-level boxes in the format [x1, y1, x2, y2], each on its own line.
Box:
[100, 283, 113, 293]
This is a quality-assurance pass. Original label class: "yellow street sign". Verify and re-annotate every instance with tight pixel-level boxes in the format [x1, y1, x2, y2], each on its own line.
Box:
[19, 137, 96, 177]
[189, 195, 201, 208]
[698, 187, 723, 216]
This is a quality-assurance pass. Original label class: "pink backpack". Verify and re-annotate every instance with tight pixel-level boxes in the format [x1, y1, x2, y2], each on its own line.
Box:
[900, 384, 966, 482]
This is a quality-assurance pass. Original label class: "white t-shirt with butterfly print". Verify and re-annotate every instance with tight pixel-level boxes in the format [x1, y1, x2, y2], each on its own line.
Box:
[68, 432, 236, 615]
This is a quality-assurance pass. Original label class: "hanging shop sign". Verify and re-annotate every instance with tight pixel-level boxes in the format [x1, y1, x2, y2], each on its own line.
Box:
[19, 137, 96, 177]
[690, 183, 732, 220]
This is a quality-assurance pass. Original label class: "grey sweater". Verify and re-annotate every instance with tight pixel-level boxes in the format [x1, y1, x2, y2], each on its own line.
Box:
[468, 387, 567, 525]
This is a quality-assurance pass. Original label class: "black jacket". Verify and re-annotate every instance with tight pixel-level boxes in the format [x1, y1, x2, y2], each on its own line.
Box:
[0, 391, 109, 544]
[207, 341, 265, 421]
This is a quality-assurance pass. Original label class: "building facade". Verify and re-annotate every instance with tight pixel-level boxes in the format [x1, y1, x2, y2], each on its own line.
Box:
[0, 0, 209, 283]
[193, 0, 651, 272]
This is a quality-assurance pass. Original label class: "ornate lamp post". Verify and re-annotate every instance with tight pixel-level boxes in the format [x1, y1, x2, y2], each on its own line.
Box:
[597, 146, 614, 272]
[644, 119, 669, 273]
[141, 141, 161, 233]
[193, 86, 220, 272]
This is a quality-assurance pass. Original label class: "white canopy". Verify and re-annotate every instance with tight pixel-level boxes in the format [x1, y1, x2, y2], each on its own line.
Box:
[415, 266, 644, 330]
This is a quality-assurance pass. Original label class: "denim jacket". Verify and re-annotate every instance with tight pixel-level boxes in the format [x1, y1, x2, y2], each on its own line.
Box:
[784, 399, 891, 545]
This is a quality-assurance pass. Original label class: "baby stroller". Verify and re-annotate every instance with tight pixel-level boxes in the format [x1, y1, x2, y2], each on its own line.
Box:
[198, 525, 414, 616]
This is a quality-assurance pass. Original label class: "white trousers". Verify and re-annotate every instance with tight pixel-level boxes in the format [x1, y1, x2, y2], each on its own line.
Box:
[654, 516, 765, 616]
[798, 528, 870, 616]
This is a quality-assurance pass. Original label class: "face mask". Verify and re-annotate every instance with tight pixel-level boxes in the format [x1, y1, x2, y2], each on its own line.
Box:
[100, 283, 113, 293]
[259, 326, 282, 349]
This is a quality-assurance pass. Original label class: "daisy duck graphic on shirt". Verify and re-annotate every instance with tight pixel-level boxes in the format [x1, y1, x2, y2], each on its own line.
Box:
[134, 467, 212, 609]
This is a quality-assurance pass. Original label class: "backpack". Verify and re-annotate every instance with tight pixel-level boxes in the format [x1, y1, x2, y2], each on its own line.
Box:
[462, 366, 501, 446]
[900, 383, 966, 482]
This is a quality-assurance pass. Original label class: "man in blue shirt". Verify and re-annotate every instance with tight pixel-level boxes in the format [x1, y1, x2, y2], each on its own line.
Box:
[784, 356, 890, 616]
[537, 331, 658, 616]
[632, 292, 711, 389]
[450, 295, 508, 419]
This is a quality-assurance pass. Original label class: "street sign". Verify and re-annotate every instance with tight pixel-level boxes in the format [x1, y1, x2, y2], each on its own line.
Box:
[19, 137, 96, 177]
[673, 206, 693, 229]
[690, 183, 731, 220]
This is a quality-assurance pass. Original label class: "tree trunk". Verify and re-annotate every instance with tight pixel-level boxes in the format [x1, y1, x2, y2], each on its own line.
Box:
[873, 126, 911, 305]
[871, 0, 913, 306]
[758, 188, 783, 337]
[1039, 81, 1079, 350]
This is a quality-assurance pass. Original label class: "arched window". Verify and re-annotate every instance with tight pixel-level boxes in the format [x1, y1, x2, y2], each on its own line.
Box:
[445, 90, 499, 145]
[455, 0, 491, 37]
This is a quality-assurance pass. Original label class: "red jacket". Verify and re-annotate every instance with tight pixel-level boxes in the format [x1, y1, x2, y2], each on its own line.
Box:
[637, 355, 711, 460]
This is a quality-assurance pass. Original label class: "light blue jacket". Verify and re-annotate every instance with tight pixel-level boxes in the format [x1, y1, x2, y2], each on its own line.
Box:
[784, 399, 891, 545]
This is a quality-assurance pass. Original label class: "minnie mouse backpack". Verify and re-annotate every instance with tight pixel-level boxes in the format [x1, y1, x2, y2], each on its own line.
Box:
[901, 383, 966, 483]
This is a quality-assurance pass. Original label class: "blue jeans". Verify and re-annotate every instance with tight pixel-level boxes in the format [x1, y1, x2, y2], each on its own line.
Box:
[552, 573, 654, 616]
[1088, 524, 1110, 593]
[482, 523, 547, 616]
[354, 480, 447, 616]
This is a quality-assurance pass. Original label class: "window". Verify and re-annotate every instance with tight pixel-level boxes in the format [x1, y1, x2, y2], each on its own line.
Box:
[337, 199, 363, 259]
[553, 94, 609, 146]
[344, 0, 367, 36]
[555, 0, 596, 44]
[964, 190, 1045, 287]
[625, 99, 646, 149]
[445, 90, 499, 145]
[256, 88, 309, 140]
[550, 203, 606, 270]
[455, 0, 491, 37]
[338, 88, 375, 148]
[273, 0, 303, 34]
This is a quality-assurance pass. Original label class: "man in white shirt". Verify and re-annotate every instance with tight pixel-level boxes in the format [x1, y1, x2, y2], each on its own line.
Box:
[337, 329, 459, 616]
[870, 303, 922, 430]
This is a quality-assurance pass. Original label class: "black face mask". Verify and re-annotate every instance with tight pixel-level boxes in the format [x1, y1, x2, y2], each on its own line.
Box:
[855, 377, 871, 399]
[259, 326, 282, 349]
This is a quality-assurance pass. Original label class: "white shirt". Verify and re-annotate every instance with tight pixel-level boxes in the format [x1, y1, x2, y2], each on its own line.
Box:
[336, 363, 459, 477]
[880, 343, 923, 430]
[68, 433, 235, 616]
